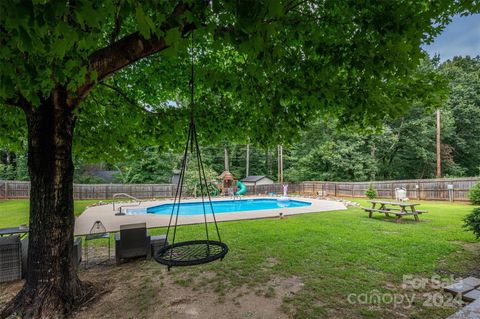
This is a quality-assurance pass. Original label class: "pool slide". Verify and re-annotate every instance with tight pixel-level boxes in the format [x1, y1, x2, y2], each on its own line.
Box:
[235, 181, 247, 196]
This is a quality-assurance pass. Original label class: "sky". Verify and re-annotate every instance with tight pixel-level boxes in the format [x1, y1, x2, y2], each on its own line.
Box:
[423, 13, 480, 61]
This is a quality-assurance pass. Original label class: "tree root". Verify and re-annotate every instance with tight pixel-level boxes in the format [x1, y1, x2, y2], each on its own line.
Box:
[0, 280, 99, 319]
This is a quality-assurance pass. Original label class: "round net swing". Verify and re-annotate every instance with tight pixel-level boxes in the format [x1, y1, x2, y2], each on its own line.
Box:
[153, 31, 228, 270]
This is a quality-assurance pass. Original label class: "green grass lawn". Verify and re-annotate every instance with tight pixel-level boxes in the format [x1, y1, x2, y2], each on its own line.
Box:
[0, 199, 100, 228]
[148, 199, 479, 318]
[1, 198, 478, 318]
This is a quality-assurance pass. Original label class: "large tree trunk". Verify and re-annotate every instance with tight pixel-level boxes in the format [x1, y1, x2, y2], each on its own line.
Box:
[1, 90, 91, 319]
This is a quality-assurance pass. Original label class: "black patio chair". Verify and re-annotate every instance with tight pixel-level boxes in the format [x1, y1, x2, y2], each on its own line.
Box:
[115, 223, 151, 265]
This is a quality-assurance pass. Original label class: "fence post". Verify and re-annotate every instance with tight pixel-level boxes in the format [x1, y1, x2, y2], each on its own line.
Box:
[416, 180, 420, 200]
[334, 183, 337, 197]
[4, 181, 7, 199]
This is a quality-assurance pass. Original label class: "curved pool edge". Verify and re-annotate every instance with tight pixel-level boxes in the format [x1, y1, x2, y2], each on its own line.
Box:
[129, 198, 312, 216]
[74, 197, 347, 236]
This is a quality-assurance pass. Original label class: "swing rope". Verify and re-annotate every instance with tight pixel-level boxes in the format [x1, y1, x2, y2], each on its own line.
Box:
[154, 30, 228, 270]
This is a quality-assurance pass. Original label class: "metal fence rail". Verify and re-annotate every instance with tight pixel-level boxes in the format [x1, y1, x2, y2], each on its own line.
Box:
[0, 177, 478, 201]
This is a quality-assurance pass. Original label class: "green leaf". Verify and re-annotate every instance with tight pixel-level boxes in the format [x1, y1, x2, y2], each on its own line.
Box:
[165, 28, 181, 47]
[135, 6, 154, 39]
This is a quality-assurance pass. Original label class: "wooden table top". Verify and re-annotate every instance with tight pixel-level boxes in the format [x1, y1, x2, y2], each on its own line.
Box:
[370, 200, 419, 206]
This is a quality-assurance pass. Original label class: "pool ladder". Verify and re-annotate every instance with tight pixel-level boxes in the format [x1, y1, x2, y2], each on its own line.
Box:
[113, 193, 141, 215]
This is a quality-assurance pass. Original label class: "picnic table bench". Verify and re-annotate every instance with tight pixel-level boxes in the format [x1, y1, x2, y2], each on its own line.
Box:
[363, 200, 427, 222]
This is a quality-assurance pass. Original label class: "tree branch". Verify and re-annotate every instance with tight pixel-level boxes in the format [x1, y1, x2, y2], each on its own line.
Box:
[3, 95, 33, 115]
[72, 1, 193, 106]
[284, 0, 309, 14]
[109, 15, 123, 44]
[99, 82, 164, 115]
[109, 0, 126, 44]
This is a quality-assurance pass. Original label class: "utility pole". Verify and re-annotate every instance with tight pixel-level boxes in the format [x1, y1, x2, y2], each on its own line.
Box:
[370, 142, 376, 181]
[436, 109, 441, 178]
[246, 144, 250, 177]
[277, 145, 280, 183]
[224, 148, 229, 171]
[277, 145, 280, 182]
[280, 145, 283, 184]
[277, 145, 283, 183]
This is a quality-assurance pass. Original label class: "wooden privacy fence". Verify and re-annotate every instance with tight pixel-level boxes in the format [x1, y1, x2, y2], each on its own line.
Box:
[0, 177, 478, 201]
[0, 181, 174, 200]
[250, 177, 479, 202]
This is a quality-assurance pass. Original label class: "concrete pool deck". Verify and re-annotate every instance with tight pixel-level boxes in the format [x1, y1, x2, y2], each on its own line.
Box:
[74, 197, 347, 236]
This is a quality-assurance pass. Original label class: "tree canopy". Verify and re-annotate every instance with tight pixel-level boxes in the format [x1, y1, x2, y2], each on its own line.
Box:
[39, 56, 477, 184]
[2, 1, 478, 156]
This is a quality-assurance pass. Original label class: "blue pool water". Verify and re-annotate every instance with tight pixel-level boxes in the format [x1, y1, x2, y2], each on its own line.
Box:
[146, 198, 311, 216]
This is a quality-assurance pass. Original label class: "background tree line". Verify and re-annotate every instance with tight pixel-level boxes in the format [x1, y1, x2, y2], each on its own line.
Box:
[286, 56, 480, 181]
[1, 56, 479, 183]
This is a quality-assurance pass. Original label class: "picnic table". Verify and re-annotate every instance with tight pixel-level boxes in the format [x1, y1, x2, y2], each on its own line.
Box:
[0, 226, 29, 238]
[363, 200, 427, 222]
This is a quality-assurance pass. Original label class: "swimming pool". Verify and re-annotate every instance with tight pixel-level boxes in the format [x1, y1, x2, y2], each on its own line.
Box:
[144, 198, 311, 216]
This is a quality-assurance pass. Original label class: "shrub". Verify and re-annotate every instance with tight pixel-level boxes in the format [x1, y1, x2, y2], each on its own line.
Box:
[463, 207, 480, 239]
[182, 164, 219, 196]
[365, 185, 377, 199]
[469, 182, 480, 205]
